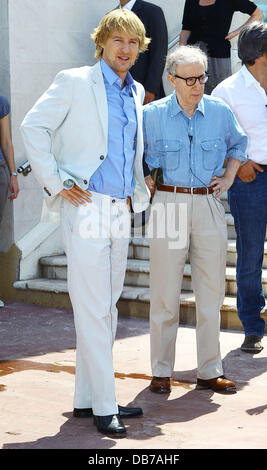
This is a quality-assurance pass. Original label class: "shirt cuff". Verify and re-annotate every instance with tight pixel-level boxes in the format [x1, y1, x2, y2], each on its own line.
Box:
[227, 151, 248, 163]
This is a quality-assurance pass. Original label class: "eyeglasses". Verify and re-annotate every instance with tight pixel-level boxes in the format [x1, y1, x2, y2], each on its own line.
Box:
[172, 73, 209, 86]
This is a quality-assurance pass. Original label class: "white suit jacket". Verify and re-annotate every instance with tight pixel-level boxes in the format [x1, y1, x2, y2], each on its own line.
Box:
[20, 62, 150, 214]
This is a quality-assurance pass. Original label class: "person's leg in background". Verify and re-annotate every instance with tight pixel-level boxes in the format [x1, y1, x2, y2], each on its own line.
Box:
[228, 173, 267, 353]
[0, 163, 9, 307]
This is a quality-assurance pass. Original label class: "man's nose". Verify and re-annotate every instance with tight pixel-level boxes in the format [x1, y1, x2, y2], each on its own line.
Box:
[193, 79, 203, 90]
[121, 41, 130, 52]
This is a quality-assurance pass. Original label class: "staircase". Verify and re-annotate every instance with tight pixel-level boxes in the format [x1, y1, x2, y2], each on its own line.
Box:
[14, 192, 267, 331]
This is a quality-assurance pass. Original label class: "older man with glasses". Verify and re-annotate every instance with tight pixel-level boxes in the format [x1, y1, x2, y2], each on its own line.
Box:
[143, 45, 248, 395]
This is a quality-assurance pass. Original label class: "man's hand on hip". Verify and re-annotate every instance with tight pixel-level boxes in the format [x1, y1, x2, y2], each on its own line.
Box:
[210, 174, 235, 198]
[59, 184, 92, 206]
[210, 157, 243, 197]
[237, 160, 264, 182]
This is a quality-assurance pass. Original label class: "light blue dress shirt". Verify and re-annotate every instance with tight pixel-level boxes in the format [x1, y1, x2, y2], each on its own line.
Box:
[88, 59, 137, 198]
[143, 91, 247, 188]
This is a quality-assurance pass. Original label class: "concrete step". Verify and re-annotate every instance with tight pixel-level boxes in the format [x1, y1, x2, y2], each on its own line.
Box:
[129, 237, 267, 268]
[39, 236, 267, 288]
[39, 255, 68, 281]
[119, 285, 267, 332]
[124, 258, 267, 296]
[14, 278, 68, 293]
[13, 280, 267, 332]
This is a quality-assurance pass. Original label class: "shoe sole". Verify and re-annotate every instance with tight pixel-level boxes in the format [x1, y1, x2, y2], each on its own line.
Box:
[149, 387, 171, 394]
[93, 418, 127, 438]
[95, 427, 127, 438]
[196, 384, 237, 394]
[241, 347, 263, 354]
[74, 411, 143, 419]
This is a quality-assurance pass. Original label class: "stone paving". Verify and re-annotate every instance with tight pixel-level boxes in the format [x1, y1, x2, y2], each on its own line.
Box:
[0, 301, 267, 452]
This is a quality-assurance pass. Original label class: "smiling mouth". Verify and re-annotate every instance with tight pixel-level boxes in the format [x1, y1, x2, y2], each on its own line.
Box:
[118, 56, 130, 62]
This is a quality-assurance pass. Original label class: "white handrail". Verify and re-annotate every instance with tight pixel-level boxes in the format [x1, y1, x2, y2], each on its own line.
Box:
[168, 34, 180, 50]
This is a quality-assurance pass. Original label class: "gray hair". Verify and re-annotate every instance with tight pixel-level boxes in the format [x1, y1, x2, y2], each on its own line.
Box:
[166, 45, 208, 75]
[238, 21, 267, 66]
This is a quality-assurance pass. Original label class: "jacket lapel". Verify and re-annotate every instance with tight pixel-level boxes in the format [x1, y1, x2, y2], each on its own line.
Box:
[132, 0, 142, 13]
[132, 85, 143, 159]
[91, 62, 108, 142]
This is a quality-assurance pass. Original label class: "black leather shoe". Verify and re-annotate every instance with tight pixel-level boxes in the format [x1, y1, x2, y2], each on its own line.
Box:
[73, 407, 93, 418]
[73, 404, 143, 419]
[117, 405, 143, 418]
[93, 414, 126, 438]
[241, 335, 263, 354]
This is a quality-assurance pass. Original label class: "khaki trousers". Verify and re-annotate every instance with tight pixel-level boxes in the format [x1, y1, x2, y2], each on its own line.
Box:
[149, 190, 227, 380]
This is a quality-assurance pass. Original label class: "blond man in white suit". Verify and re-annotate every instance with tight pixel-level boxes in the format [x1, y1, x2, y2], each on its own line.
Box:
[21, 9, 151, 438]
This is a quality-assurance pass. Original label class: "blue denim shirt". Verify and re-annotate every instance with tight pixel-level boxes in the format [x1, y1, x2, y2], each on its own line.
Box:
[88, 59, 137, 198]
[143, 92, 247, 187]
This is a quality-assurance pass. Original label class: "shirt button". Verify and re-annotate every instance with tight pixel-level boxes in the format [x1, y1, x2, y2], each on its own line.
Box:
[84, 180, 88, 185]
[112, 199, 116, 203]
[100, 155, 105, 160]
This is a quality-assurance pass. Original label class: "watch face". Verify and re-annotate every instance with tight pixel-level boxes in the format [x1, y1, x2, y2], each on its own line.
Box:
[64, 179, 74, 189]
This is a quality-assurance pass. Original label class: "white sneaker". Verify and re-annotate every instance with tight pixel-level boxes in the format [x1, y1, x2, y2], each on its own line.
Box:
[0, 300, 4, 307]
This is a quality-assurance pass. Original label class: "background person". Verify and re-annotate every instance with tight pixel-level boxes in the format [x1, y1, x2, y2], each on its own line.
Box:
[212, 21, 267, 354]
[0, 95, 19, 307]
[118, 0, 167, 202]
[119, 0, 168, 104]
[179, 0, 263, 94]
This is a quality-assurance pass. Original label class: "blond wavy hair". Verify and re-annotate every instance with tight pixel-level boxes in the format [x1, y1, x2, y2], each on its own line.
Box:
[91, 9, 151, 61]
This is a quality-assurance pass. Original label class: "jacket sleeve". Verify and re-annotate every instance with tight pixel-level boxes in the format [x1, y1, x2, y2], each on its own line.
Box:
[20, 71, 73, 198]
[142, 7, 168, 95]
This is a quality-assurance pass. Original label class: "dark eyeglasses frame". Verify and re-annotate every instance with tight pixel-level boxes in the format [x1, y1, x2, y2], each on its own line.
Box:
[172, 73, 209, 86]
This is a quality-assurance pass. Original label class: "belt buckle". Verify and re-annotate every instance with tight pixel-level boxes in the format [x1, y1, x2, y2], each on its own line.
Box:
[206, 187, 209, 194]
[190, 187, 194, 195]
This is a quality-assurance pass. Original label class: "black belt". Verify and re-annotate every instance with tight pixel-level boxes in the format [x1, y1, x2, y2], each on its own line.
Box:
[259, 164, 267, 171]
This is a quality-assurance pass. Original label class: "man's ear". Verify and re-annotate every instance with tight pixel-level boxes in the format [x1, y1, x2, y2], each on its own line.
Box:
[168, 74, 176, 89]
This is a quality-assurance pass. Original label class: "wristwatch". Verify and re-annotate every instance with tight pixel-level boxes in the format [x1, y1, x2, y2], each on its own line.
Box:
[11, 171, 17, 176]
[63, 179, 74, 189]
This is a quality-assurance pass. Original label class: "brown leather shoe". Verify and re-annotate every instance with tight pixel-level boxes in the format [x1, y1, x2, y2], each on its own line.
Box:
[149, 376, 171, 394]
[197, 375, 237, 394]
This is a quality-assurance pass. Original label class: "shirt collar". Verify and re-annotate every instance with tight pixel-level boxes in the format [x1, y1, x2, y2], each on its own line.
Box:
[240, 64, 260, 88]
[170, 91, 205, 117]
[119, 0, 136, 10]
[100, 58, 136, 92]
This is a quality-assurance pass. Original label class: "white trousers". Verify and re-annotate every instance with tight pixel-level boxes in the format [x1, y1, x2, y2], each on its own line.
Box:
[149, 190, 227, 380]
[61, 191, 130, 415]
